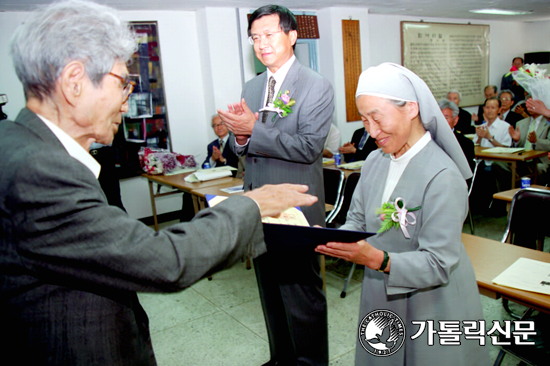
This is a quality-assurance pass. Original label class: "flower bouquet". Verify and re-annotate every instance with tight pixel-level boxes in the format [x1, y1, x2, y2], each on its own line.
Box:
[511, 63, 550, 107]
[138, 147, 196, 175]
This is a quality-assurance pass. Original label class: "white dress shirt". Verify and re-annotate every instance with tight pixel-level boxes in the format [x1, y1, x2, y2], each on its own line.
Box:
[38, 114, 101, 178]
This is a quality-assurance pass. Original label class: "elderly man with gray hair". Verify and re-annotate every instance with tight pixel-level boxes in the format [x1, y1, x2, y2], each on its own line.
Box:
[0, 1, 318, 364]
[447, 89, 474, 134]
[438, 99, 475, 172]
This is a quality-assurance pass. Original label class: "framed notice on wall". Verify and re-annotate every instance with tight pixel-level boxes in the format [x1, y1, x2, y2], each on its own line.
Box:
[401, 21, 490, 107]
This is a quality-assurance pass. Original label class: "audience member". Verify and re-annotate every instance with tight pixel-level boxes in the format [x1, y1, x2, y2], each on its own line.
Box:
[0, 1, 318, 364]
[473, 97, 512, 213]
[498, 90, 523, 128]
[323, 123, 341, 158]
[472, 85, 498, 124]
[203, 115, 239, 169]
[501, 57, 525, 105]
[447, 90, 474, 134]
[438, 99, 475, 171]
[508, 111, 550, 183]
[218, 5, 333, 365]
[338, 127, 378, 163]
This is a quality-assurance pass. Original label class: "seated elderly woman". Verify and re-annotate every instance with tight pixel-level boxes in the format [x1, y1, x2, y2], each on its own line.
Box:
[316, 63, 489, 365]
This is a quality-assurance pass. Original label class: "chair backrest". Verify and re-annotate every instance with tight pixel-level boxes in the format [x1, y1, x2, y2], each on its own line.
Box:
[468, 159, 482, 197]
[501, 187, 550, 250]
[323, 168, 345, 223]
[328, 172, 361, 226]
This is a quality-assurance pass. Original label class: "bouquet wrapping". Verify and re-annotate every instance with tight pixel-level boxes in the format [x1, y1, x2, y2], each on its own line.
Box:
[138, 147, 196, 175]
[512, 63, 550, 107]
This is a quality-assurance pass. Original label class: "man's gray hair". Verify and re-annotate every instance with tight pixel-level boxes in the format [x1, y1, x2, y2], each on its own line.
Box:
[499, 89, 515, 101]
[10, 0, 137, 101]
[447, 90, 462, 101]
[438, 99, 459, 118]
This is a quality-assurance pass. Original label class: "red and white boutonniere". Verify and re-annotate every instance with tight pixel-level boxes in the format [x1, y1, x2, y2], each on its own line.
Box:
[259, 90, 296, 122]
[375, 198, 421, 239]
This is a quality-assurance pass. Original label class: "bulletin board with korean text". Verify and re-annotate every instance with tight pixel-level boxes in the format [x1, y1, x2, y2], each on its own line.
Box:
[401, 21, 490, 107]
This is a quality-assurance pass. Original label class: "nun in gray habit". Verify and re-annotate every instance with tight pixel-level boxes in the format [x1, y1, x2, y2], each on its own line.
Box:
[316, 63, 490, 365]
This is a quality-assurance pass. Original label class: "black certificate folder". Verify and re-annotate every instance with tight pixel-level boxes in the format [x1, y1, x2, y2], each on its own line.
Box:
[262, 224, 374, 252]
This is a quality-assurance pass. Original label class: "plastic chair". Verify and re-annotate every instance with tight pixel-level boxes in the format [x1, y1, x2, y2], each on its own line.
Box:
[494, 188, 550, 365]
[465, 159, 482, 234]
[325, 172, 361, 298]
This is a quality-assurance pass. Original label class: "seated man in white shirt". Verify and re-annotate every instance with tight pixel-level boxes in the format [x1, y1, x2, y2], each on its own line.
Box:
[473, 97, 512, 214]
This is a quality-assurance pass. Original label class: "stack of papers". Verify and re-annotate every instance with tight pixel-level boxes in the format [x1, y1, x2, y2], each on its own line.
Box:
[492, 257, 550, 295]
[184, 166, 236, 182]
[483, 147, 524, 154]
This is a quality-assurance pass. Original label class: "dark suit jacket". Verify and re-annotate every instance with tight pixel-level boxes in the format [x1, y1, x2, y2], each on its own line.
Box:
[343, 127, 378, 163]
[503, 110, 523, 128]
[455, 108, 474, 134]
[203, 135, 239, 169]
[0, 108, 265, 365]
[230, 59, 334, 226]
[454, 130, 476, 172]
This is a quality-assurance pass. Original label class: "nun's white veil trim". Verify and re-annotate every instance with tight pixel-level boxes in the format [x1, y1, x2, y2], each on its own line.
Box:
[356, 62, 473, 180]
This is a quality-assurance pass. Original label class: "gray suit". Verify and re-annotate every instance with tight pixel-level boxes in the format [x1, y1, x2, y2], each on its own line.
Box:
[518, 116, 550, 176]
[231, 59, 334, 365]
[0, 108, 266, 365]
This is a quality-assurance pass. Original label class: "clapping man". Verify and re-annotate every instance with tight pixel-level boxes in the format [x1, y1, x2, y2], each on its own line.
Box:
[498, 90, 523, 128]
[203, 115, 239, 169]
[218, 5, 333, 365]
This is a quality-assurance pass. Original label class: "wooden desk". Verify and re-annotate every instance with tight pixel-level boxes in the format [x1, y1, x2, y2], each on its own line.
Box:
[475, 146, 547, 188]
[493, 185, 550, 211]
[191, 181, 244, 210]
[462, 233, 550, 314]
[143, 172, 243, 231]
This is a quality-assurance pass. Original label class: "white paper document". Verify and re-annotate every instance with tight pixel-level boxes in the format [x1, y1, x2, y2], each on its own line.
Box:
[184, 166, 235, 182]
[483, 147, 525, 154]
[206, 195, 309, 226]
[492, 257, 550, 295]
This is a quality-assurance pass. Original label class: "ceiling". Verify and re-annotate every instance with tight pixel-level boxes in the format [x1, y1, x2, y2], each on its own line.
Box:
[0, 0, 549, 22]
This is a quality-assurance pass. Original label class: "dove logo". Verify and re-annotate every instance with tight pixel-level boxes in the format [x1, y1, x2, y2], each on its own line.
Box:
[358, 310, 405, 356]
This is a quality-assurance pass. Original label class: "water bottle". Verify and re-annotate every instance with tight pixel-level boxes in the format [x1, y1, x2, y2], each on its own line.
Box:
[334, 152, 341, 167]
[203, 162, 211, 169]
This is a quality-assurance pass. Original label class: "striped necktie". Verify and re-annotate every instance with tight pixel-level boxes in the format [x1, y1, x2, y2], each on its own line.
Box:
[262, 76, 276, 123]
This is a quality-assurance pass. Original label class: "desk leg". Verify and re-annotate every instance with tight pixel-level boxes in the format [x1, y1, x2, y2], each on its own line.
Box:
[148, 180, 159, 232]
[191, 194, 201, 214]
[511, 161, 517, 189]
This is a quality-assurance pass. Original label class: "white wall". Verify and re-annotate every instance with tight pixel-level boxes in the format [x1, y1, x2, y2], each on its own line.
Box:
[1, 7, 549, 219]
[317, 7, 371, 145]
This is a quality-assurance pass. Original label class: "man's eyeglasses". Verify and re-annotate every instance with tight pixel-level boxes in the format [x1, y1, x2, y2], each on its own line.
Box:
[248, 30, 283, 45]
[212, 122, 225, 128]
[108, 72, 136, 102]
[500, 97, 512, 101]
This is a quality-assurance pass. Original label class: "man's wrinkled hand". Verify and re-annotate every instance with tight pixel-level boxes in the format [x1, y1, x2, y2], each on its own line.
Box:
[243, 184, 318, 218]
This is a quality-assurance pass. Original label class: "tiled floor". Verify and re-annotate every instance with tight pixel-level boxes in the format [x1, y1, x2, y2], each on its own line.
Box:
[138, 214, 537, 365]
